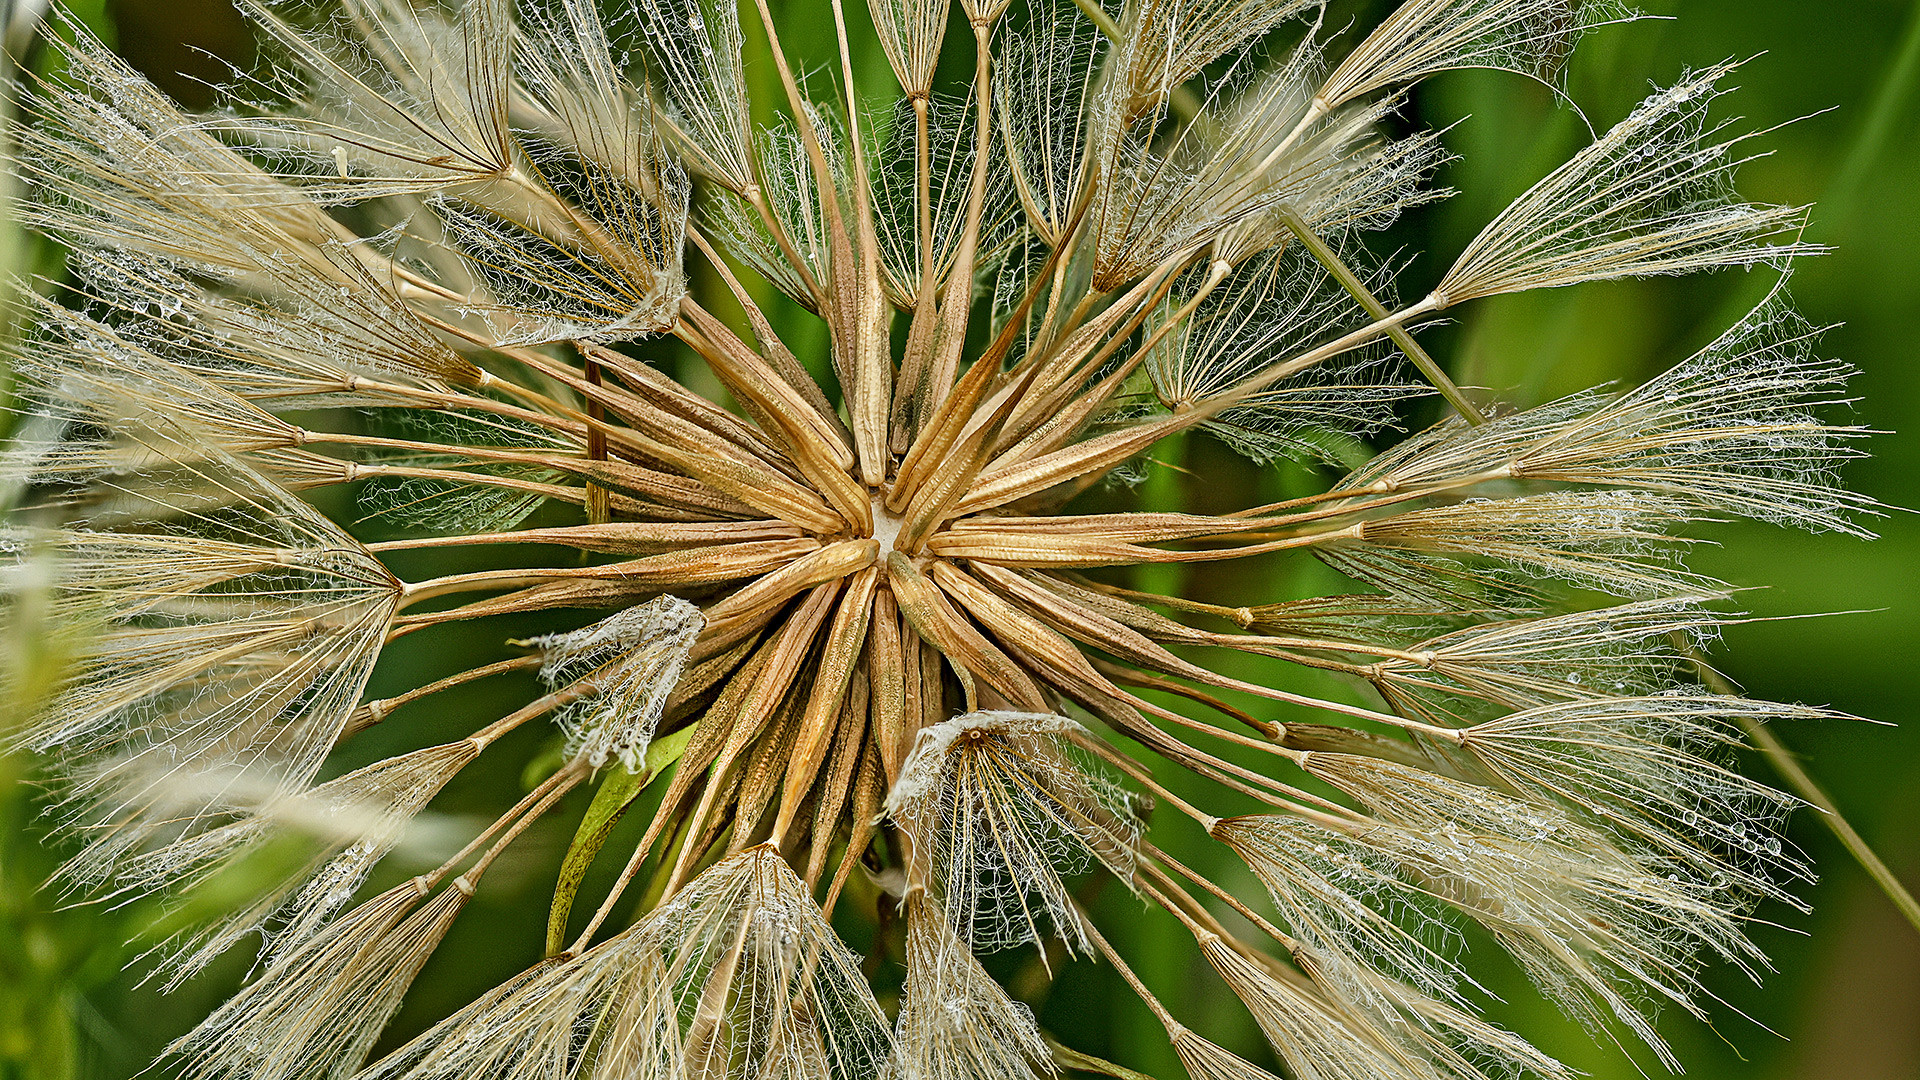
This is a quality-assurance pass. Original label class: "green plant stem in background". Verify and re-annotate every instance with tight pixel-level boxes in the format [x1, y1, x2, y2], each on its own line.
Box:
[1276, 206, 1488, 424]
[1688, 645, 1920, 937]
[1744, 718, 1920, 936]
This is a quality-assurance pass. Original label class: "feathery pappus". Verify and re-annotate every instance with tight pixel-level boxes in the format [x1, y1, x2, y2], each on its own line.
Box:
[0, 0, 1881, 1077]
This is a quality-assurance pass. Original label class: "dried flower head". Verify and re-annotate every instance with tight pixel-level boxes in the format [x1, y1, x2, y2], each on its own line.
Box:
[0, 0, 1880, 1077]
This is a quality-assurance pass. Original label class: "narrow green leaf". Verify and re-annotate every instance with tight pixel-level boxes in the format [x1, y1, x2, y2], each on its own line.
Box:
[543, 724, 697, 956]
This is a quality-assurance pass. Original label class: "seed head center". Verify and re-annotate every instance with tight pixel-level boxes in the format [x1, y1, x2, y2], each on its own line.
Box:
[870, 495, 907, 557]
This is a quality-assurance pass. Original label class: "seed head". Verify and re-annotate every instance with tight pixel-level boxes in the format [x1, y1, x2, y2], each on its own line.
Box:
[0, 0, 1879, 1077]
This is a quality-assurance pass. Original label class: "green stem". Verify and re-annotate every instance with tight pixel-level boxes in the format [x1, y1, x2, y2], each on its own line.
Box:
[1743, 716, 1920, 937]
[1687, 644, 1920, 938]
[1276, 207, 1486, 425]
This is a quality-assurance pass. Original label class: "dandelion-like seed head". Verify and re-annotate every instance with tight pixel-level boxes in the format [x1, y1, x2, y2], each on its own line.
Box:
[0, 0, 1878, 1076]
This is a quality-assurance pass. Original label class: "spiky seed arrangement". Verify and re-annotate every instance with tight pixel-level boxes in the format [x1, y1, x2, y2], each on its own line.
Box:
[0, 0, 1876, 1075]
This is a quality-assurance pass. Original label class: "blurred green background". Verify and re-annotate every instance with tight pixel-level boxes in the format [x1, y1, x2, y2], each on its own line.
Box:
[3, 0, 1918, 1078]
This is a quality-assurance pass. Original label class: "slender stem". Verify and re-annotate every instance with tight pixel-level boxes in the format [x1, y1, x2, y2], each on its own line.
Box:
[1276, 206, 1485, 424]
[430, 759, 589, 887]
[746, 0, 854, 297]
[914, 94, 934, 291]
[397, 566, 600, 608]
[921, 23, 1001, 420]
[1144, 843, 1295, 948]
[583, 357, 610, 524]
[467, 677, 610, 748]
[458, 762, 590, 885]
[1000, 256, 1202, 453]
[346, 654, 542, 735]
[1747, 718, 1920, 936]
[326, 376, 594, 442]
[1686, 645, 1920, 938]
[1076, 905, 1179, 1029]
[684, 227, 842, 436]
[744, 183, 827, 304]
[1065, 731, 1216, 826]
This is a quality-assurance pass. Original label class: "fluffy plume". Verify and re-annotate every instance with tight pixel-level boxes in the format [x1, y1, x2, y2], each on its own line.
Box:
[1301, 752, 1771, 1067]
[162, 876, 471, 1080]
[1146, 245, 1424, 462]
[1456, 694, 1821, 897]
[17, 22, 336, 254]
[886, 711, 1142, 954]
[531, 594, 705, 771]
[1109, 0, 1321, 120]
[224, 0, 515, 191]
[1329, 490, 1716, 599]
[637, 0, 757, 192]
[3, 305, 305, 491]
[4, 451, 401, 894]
[1341, 283, 1873, 536]
[73, 252, 477, 415]
[1434, 64, 1816, 305]
[897, 899, 1054, 1080]
[1318, 0, 1638, 109]
[872, 0, 950, 96]
[1199, 936, 1572, 1080]
[874, 89, 1023, 303]
[1087, 53, 1446, 288]
[446, 0, 690, 344]
[705, 112, 841, 306]
[357, 846, 898, 1080]
[995, 0, 1105, 243]
[1211, 814, 1471, 1005]
[125, 740, 475, 985]
[1366, 595, 1719, 723]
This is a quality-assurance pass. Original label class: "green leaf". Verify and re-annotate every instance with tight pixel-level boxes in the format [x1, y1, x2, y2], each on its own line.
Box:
[543, 724, 696, 956]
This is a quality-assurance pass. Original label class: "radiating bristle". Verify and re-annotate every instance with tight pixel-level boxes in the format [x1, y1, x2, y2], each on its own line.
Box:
[1110, 0, 1320, 119]
[5, 450, 401, 904]
[1299, 752, 1770, 1068]
[1457, 694, 1821, 896]
[1339, 280, 1875, 537]
[1213, 814, 1472, 1005]
[1319, 0, 1639, 110]
[1146, 244, 1425, 463]
[1331, 490, 1717, 599]
[1367, 596, 1721, 723]
[898, 898, 1054, 1080]
[1201, 936, 1457, 1080]
[636, 0, 757, 193]
[223, 0, 516, 192]
[1170, 1024, 1288, 1080]
[123, 739, 475, 985]
[354, 846, 899, 1079]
